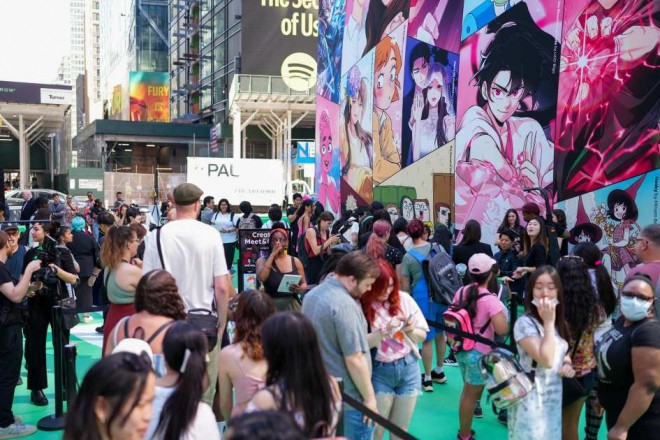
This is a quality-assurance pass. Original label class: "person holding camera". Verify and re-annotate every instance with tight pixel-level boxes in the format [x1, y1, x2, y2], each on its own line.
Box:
[0, 229, 42, 437]
[22, 221, 79, 406]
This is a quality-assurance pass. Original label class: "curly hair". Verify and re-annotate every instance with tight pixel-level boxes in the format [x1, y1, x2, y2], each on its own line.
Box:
[361, 259, 402, 324]
[572, 242, 617, 316]
[556, 256, 600, 341]
[134, 270, 186, 320]
[234, 290, 276, 361]
[101, 226, 135, 269]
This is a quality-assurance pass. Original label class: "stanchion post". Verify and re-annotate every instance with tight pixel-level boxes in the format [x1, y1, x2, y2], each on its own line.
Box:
[509, 292, 519, 354]
[64, 344, 78, 405]
[37, 305, 66, 431]
[335, 378, 344, 437]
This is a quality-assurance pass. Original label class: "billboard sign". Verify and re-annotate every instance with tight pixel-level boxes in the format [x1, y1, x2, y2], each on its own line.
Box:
[242, 0, 318, 91]
[128, 72, 170, 122]
[187, 157, 284, 206]
[0, 81, 72, 105]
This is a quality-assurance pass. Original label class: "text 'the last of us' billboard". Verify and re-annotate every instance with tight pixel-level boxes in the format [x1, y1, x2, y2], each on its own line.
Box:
[128, 72, 170, 123]
[241, 0, 319, 92]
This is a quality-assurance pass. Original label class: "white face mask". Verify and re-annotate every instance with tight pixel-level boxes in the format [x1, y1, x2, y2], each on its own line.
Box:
[619, 296, 652, 322]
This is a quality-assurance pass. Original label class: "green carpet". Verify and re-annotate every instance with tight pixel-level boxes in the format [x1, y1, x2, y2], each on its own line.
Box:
[13, 316, 608, 440]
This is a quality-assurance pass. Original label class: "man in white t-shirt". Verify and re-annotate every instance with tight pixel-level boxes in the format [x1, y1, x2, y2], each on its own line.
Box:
[142, 182, 229, 405]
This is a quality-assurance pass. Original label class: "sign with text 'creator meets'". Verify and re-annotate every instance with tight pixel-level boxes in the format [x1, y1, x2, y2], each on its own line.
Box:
[187, 158, 285, 206]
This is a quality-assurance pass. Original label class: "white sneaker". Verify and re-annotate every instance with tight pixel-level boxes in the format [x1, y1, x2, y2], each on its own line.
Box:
[0, 422, 37, 439]
[82, 314, 93, 323]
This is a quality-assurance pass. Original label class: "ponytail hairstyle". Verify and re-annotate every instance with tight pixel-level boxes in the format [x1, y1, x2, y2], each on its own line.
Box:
[453, 270, 491, 319]
[101, 226, 135, 269]
[572, 242, 617, 316]
[487, 264, 500, 295]
[365, 220, 391, 260]
[155, 322, 208, 439]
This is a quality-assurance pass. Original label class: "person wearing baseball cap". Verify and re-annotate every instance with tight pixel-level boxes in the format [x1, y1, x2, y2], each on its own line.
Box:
[453, 253, 509, 440]
[2, 223, 27, 285]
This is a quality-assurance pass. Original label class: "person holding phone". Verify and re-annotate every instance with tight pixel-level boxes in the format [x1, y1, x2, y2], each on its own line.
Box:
[256, 228, 307, 311]
[304, 212, 340, 286]
[361, 259, 428, 440]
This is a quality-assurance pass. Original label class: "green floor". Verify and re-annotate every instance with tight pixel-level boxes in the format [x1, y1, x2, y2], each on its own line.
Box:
[14, 314, 608, 440]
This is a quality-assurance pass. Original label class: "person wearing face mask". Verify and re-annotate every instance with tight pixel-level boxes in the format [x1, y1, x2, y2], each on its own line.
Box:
[596, 275, 660, 440]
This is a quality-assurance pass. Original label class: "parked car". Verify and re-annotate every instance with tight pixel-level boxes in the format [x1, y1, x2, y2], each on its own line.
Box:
[3, 189, 69, 220]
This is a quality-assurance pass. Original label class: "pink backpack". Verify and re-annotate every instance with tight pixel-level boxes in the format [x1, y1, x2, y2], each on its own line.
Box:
[443, 287, 492, 352]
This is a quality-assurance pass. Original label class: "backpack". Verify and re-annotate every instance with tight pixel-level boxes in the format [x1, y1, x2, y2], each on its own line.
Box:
[237, 213, 256, 230]
[212, 211, 235, 230]
[443, 286, 492, 352]
[421, 243, 463, 305]
[479, 348, 535, 409]
[296, 226, 320, 267]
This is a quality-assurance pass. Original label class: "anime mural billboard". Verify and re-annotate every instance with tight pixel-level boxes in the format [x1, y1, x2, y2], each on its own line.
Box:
[409, 0, 463, 54]
[401, 38, 458, 168]
[554, 0, 660, 201]
[454, 1, 562, 246]
[316, 96, 342, 217]
[317, 0, 346, 103]
[340, 54, 375, 208]
[556, 170, 660, 291]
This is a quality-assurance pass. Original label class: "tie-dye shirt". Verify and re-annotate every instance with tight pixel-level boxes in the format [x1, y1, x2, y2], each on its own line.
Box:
[370, 291, 429, 363]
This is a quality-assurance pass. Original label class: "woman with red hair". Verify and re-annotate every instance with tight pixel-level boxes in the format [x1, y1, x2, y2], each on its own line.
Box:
[365, 220, 404, 270]
[361, 259, 428, 440]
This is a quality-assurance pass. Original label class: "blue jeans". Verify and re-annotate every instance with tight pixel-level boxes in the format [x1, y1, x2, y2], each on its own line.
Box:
[372, 353, 421, 397]
[343, 406, 375, 440]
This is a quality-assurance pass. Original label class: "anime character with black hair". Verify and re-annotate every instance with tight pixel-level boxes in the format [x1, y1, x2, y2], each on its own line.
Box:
[455, 2, 557, 243]
[340, 65, 374, 204]
[402, 41, 431, 167]
[362, 0, 410, 57]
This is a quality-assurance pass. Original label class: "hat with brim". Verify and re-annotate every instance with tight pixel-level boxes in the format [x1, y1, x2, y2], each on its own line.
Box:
[1, 223, 19, 232]
[173, 183, 204, 206]
[569, 223, 603, 245]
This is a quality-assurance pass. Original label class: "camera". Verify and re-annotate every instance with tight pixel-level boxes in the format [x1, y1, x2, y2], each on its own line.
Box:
[30, 236, 61, 288]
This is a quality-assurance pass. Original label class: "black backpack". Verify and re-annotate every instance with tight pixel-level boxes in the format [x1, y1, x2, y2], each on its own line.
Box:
[296, 226, 320, 267]
[421, 243, 463, 305]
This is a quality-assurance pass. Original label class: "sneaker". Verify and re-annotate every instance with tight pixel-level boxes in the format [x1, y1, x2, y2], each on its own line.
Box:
[444, 352, 458, 366]
[16, 377, 22, 386]
[474, 401, 483, 418]
[497, 409, 508, 426]
[0, 422, 37, 439]
[456, 429, 475, 440]
[95, 325, 104, 334]
[82, 314, 93, 323]
[431, 370, 447, 384]
[421, 375, 434, 393]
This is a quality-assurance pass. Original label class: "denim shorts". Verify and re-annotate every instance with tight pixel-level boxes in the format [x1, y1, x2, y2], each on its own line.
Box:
[456, 350, 485, 386]
[372, 353, 421, 397]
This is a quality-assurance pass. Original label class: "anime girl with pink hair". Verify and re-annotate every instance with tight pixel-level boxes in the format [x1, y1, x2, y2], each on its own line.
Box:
[318, 110, 340, 214]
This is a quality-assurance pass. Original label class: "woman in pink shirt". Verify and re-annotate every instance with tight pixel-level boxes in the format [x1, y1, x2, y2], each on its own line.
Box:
[452, 253, 509, 440]
[362, 259, 429, 440]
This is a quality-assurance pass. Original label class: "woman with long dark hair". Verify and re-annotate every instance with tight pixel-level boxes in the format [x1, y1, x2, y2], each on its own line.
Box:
[513, 216, 548, 280]
[572, 242, 617, 440]
[509, 266, 575, 440]
[497, 208, 524, 248]
[552, 209, 569, 256]
[362, 0, 409, 56]
[64, 352, 156, 440]
[248, 312, 341, 438]
[361, 260, 428, 440]
[295, 199, 314, 250]
[304, 211, 340, 285]
[23, 220, 79, 406]
[148, 322, 220, 439]
[556, 256, 601, 440]
[452, 254, 508, 440]
[219, 290, 275, 421]
[256, 229, 307, 311]
[454, 220, 493, 282]
[101, 225, 143, 354]
[365, 219, 404, 270]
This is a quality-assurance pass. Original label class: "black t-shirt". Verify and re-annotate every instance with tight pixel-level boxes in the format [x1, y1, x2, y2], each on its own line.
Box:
[384, 244, 404, 268]
[524, 242, 547, 268]
[452, 242, 493, 267]
[0, 261, 15, 308]
[598, 318, 660, 435]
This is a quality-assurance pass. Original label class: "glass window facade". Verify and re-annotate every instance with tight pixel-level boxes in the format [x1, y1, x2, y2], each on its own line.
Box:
[136, 0, 169, 72]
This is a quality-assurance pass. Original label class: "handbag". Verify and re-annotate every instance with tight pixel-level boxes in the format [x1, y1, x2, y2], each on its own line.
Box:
[562, 330, 588, 407]
[59, 296, 80, 330]
[156, 228, 218, 351]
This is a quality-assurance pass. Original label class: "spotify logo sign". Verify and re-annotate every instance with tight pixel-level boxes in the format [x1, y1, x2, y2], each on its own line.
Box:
[281, 52, 317, 92]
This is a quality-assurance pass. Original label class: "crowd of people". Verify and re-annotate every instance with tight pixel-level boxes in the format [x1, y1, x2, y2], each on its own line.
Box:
[0, 185, 659, 440]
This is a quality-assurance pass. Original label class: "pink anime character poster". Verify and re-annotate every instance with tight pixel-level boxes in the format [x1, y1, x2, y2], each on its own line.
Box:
[454, 1, 563, 246]
[554, 0, 660, 201]
[372, 22, 407, 185]
[408, 0, 463, 54]
[340, 53, 375, 209]
[315, 97, 342, 217]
